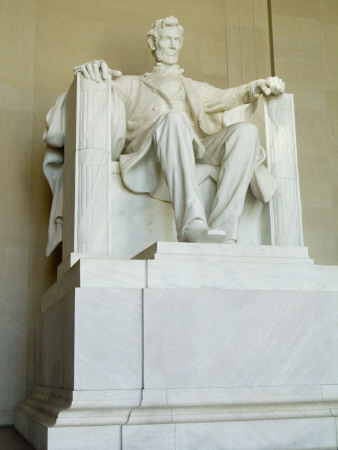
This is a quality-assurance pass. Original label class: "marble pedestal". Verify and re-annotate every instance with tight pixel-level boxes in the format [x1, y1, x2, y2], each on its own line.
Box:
[15, 244, 338, 449]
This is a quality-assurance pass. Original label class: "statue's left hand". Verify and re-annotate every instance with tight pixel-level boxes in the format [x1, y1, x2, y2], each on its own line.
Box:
[73, 60, 122, 82]
[254, 76, 285, 96]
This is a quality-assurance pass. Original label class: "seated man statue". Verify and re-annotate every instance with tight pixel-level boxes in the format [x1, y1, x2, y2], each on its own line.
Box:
[45, 15, 285, 246]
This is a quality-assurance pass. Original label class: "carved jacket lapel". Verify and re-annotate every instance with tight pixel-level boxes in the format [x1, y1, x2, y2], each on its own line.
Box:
[141, 73, 172, 104]
[179, 75, 214, 136]
[141, 71, 217, 136]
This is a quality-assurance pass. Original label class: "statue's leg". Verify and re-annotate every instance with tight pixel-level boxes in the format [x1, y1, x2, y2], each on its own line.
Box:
[153, 111, 225, 243]
[200, 122, 260, 242]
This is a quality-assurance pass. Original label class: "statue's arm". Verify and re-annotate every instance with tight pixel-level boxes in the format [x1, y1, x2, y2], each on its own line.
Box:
[199, 76, 285, 114]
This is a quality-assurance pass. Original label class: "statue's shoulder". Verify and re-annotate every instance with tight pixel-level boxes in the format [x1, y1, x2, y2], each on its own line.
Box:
[181, 74, 208, 88]
[113, 75, 143, 99]
[180, 75, 210, 94]
[114, 74, 142, 85]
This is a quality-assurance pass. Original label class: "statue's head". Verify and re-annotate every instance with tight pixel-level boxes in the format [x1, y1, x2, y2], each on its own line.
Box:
[147, 16, 184, 65]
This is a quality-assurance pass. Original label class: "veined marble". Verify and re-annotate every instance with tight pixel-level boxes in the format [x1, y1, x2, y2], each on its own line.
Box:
[123, 419, 336, 450]
[41, 245, 337, 313]
[37, 288, 143, 390]
[143, 288, 338, 389]
[16, 257, 338, 449]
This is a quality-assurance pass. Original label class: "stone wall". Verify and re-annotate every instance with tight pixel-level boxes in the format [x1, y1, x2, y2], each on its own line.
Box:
[271, 0, 338, 265]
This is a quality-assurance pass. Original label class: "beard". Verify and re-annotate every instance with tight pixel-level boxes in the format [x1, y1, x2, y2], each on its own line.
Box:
[154, 48, 179, 65]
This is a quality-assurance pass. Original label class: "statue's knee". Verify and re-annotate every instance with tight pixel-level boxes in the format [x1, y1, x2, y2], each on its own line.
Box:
[232, 123, 260, 157]
[234, 122, 259, 140]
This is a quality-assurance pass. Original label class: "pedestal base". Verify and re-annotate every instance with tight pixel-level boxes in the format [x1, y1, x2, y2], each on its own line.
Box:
[15, 385, 338, 450]
[15, 244, 338, 449]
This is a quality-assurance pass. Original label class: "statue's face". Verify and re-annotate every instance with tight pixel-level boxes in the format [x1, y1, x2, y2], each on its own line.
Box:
[154, 26, 183, 65]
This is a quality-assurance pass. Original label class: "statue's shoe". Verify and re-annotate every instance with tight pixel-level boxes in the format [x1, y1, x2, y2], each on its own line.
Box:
[183, 227, 226, 243]
[223, 238, 237, 244]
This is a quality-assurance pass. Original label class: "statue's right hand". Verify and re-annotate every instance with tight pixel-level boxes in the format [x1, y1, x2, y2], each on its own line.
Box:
[73, 60, 122, 82]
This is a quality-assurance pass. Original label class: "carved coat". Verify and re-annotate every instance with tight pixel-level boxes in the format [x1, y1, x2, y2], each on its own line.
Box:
[112, 72, 265, 200]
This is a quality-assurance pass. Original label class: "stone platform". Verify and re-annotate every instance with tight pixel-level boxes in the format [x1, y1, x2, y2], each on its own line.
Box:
[15, 244, 338, 449]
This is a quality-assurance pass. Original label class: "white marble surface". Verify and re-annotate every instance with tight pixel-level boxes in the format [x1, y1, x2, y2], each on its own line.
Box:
[35, 292, 74, 389]
[60, 74, 113, 260]
[16, 383, 338, 428]
[146, 256, 338, 291]
[48, 426, 121, 450]
[42, 258, 146, 312]
[37, 288, 143, 390]
[123, 424, 175, 450]
[110, 164, 177, 259]
[15, 405, 122, 450]
[17, 277, 338, 449]
[143, 289, 338, 388]
[175, 418, 336, 450]
[16, 386, 141, 429]
[42, 247, 338, 314]
[265, 93, 304, 246]
[127, 384, 338, 424]
[124, 386, 338, 435]
[122, 418, 337, 450]
[73, 288, 142, 390]
[134, 241, 312, 263]
[57, 252, 119, 279]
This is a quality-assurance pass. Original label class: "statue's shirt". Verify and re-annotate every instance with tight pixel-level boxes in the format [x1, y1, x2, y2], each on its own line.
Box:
[148, 72, 198, 132]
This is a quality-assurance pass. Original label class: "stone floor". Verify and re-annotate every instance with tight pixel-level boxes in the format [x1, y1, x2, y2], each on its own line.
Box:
[0, 427, 34, 449]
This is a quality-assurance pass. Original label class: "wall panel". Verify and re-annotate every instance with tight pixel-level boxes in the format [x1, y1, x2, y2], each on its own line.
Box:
[271, 0, 338, 265]
[0, 0, 36, 424]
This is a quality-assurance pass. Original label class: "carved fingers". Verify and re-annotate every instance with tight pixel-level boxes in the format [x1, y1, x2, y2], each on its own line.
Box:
[259, 82, 272, 96]
[73, 60, 122, 82]
[108, 68, 123, 78]
[257, 77, 285, 96]
[265, 76, 285, 95]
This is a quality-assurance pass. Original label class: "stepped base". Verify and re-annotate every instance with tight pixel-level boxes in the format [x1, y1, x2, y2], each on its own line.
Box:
[15, 243, 338, 449]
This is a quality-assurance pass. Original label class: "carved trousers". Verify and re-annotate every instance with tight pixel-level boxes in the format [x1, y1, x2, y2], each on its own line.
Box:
[153, 111, 260, 241]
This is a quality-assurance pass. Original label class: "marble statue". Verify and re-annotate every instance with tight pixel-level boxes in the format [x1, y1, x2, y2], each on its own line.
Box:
[44, 16, 285, 253]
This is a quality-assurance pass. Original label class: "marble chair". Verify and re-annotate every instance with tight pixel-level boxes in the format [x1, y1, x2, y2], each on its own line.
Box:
[44, 74, 304, 272]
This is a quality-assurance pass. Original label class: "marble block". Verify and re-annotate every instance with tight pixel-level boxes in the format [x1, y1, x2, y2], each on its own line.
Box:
[42, 244, 338, 313]
[134, 241, 313, 263]
[37, 288, 143, 390]
[42, 258, 146, 312]
[143, 288, 338, 389]
[138, 242, 337, 292]
[123, 418, 337, 450]
[15, 245, 338, 450]
[146, 257, 338, 291]
[15, 410, 122, 450]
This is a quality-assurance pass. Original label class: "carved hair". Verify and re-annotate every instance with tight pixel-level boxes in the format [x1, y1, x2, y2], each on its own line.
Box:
[147, 16, 184, 53]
